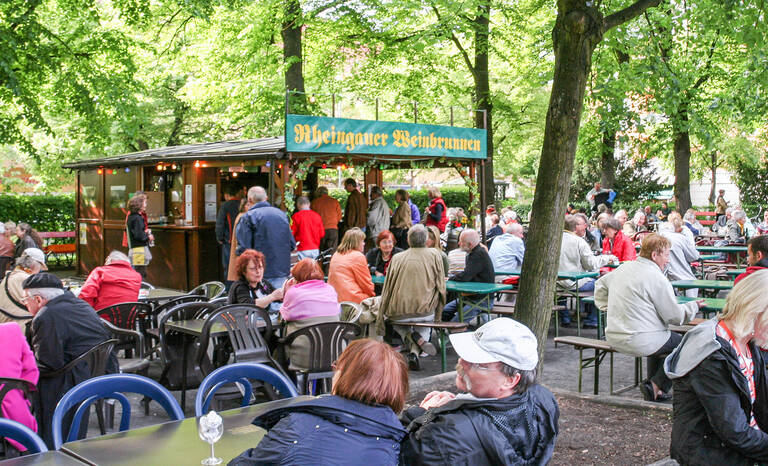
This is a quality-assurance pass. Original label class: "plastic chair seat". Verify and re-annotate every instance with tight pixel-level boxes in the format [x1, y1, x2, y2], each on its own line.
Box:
[117, 357, 150, 374]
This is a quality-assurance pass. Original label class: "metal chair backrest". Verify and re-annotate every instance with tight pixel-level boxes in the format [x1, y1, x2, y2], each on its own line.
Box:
[339, 301, 362, 323]
[97, 302, 152, 331]
[0, 418, 47, 454]
[140, 281, 155, 290]
[51, 374, 183, 449]
[190, 281, 226, 300]
[194, 363, 298, 416]
[282, 322, 361, 375]
[316, 248, 335, 275]
[208, 296, 228, 309]
[0, 377, 36, 410]
[199, 305, 274, 365]
[101, 320, 145, 360]
[40, 339, 118, 379]
[157, 302, 215, 367]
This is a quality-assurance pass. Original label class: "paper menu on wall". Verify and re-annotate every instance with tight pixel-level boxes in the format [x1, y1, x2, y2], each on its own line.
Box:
[205, 184, 217, 203]
[185, 184, 193, 203]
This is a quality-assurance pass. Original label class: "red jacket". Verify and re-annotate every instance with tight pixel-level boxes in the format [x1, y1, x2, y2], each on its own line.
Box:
[426, 197, 449, 232]
[79, 261, 142, 312]
[291, 209, 325, 251]
[602, 230, 637, 262]
[735, 263, 768, 284]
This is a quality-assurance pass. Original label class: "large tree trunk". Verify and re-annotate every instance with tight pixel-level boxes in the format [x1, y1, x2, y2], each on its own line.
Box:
[473, 0, 494, 209]
[515, 3, 604, 363]
[282, 0, 305, 105]
[673, 105, 692, 213]
[600, 130, 616, 189]
[708, 151, 717, 205]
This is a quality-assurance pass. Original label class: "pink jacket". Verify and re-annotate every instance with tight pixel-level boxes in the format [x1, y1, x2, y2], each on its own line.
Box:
[280, 280, 340, 322]
[0, 323, 39, 451]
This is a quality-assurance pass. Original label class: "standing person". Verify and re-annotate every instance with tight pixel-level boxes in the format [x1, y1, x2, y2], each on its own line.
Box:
[0, 322, 39, 456]
[327, 228, 374, 304]
[594, 234, 705, 402]
[424, 187, 448, 233]
[426, 225, 449, 277]
[601, 217, 637, 262]
[215, 183, 241, 278]
[0, 249, 47, 327]
[0, 223, 14, 276]
[22, 273, 116, 448]
[226, 198, 252, 286]
[235, 186, 295, 290]
[311, 186, 342, 251]
[715, 188, 728, 223]
[78, 251, 142, 312]
[366, 185, 390, 242]
[228, 249, 283, 313]
[664, 271, 768, 465]
[586, 181, 607, 210]
[126, 193, 153, 280]
[378, 225, 446, 370]
[365, 230, 403, 277]
[735, 235, 768, 284]
[390, 189, 412, 249]
[342, 178, 367, 233]
[14, 223, 42, 259]
[441, 229, 495, 324]
[290, 196, 325, 260]
[407, 192, 421, 225]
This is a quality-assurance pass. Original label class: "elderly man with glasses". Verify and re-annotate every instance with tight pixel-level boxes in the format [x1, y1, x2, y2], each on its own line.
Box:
[400, 318, 559, 465]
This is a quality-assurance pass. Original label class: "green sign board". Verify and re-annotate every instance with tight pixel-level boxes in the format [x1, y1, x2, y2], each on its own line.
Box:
[286, 114, 487, 159]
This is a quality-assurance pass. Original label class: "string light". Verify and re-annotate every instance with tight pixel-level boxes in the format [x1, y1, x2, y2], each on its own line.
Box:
[97, 168, 103, 175]
[194, 161, 200, 168]
[124, 167, 130, 173]
[309, 95, 317, 104]
[322, 163, 327, 169]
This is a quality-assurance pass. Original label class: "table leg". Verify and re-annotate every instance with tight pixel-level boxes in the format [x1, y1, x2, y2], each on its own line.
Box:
[457, 295, 465, 323]
[440, 330, 446, 373]
[180, 333, 188, 415]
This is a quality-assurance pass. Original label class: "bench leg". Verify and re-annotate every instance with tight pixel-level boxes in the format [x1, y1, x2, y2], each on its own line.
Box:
[439, 330, 447, 373]
[577, 348, 583, 393]
[593, 348, 600, 395]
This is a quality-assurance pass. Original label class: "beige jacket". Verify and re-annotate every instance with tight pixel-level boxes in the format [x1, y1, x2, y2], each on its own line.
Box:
[0, 269, 33, 326]
[391, 202, 412, 229]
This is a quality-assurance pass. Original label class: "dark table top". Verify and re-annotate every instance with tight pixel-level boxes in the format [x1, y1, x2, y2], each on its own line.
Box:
[0, 451, 86, 465]
[139, 288, 188, 302]
[62, 396, 314, 466]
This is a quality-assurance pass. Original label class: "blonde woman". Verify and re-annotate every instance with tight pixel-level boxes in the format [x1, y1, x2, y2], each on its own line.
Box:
[424, 187, 448, 232]
[665, 270, 768, 464]
[426, 225, 449, 277]
[327, 228, 374, 303]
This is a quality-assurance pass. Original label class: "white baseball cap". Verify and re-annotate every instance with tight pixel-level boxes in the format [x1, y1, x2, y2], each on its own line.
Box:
[449, 317, 538, 371]
[21, 248, 48, 271]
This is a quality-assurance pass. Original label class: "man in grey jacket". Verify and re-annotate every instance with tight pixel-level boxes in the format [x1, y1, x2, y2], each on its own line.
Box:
[595, 233, 705, 402]
[366, 185, 390, 241]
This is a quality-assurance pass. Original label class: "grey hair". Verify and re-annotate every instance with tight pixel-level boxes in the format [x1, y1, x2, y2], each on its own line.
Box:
[15, 255, 38, 270]
[27, 287, 65, 301]
[505, 223, 523, 235]
[603, 217, 621, 231]
[370, 185, 383, 197]
[500, 363, 537, 394]
[732, 210, 747, 221]
[248, 186, 268, 203]
[296, 196, 310, 207]
[316, 186, 329, 196]
[563, 214, 578, 232]
[461, 229, 480, 247]
[407, 224, 428, 248]
[106, 250, 130, 265]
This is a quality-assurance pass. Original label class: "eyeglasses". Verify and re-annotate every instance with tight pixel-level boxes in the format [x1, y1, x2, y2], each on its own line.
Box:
[460, 359, 496, 372]
[20, 295, 37, 304]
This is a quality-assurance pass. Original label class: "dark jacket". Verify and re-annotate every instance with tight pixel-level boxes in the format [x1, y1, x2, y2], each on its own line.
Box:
[227, 279, 276, 307]
[366, 247, 404, 276]
[216, 199, 241, 244]
[734, 257, 768, 284]
[665, 319, 768, 465]
[400, 385, 559, 465]
[126, 212, 149, 247]
[235, 202, 296, 280]
[229, 395, 406, 466]
[14, 235, 38, 259]
[487, 225, 503, 241]
[451, 244, 494, 300]
[30, 292, 116, 448]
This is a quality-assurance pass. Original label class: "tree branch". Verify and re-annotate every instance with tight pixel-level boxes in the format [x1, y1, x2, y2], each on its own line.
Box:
[307, 0, 346, 18]
[604, 0, 662, 31]
[692, 31, 719, 90]
[430, 5, 476, 79]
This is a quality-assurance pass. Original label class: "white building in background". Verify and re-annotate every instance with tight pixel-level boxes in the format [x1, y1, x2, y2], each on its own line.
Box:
[688, 168, 740, 208]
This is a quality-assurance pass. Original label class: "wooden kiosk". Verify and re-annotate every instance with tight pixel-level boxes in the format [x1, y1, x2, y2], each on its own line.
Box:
[63, 115, 487, 290]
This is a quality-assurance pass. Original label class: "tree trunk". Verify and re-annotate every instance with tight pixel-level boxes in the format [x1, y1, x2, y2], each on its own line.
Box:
[600, 130, 616, 189]
[708, 151, 717, 205]
[673, 105, 692, 213]
[515, 4, 604, 364]
[282, 0, 305, 106]
[474, 0, 494, 210]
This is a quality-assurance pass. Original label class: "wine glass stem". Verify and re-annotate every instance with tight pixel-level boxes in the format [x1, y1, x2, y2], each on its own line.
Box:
[210, 443, 215, 460]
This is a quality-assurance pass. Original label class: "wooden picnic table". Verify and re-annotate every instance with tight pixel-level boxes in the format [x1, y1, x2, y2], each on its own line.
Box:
[671, 279, 734, 291]
[725, 268, 746, 277]
[696, 245, 748, 266]
[62, 396, 314, 466]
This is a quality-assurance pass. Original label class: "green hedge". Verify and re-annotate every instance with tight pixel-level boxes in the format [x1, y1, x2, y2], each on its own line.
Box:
[0, 194, 75, 232]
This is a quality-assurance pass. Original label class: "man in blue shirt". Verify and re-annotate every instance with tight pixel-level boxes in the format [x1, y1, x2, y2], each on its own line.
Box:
[235, 186, 295, 289]
[489, 223, 525, 273]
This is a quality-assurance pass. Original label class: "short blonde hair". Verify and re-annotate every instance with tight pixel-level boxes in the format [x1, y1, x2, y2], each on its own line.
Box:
[337, 228, 366, 254]
[427, 187, 441, 199]
[639, 233, 670, 259]
[719, 270, 768, 342]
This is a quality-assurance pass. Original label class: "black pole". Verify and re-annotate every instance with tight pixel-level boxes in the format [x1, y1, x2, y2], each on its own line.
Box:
[480, 160, 487, 243]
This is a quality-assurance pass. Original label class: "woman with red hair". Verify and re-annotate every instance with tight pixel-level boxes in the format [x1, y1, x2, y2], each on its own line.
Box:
[365, 230, 403, 277]
[280, 259, 340, 369]
[230, 339, 408, 465]
[227, 249, 283, 312]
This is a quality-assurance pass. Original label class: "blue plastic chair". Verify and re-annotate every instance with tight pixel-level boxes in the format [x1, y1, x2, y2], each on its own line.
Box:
[0, 418, 48, 454]
[51, 373, 184, 449]
[195, 363, 299, 417]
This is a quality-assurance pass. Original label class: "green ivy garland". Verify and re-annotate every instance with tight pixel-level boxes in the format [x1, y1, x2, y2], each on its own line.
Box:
[284, 156, 317, 215]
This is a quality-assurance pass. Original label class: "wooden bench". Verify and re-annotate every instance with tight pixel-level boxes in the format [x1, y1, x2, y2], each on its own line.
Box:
[40, 231, 76, 267]
[554, 336, 642, 395]
[695, 211, 717, 226]
[408, 321, 468, 373]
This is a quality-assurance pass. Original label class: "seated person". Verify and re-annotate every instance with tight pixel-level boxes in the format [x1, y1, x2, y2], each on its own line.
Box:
[78, 250, 142, 312]
[712, 207, 732, 234]
[665, 271, 768, 464]
[228, 249, 283, 313]
[327, 228, 374, 304]
[280, 259, 340, 370]
[0, 248, 47, 327]
[378, 225, 446, 371]
[400, 318, 559, 464]
[446, 247, 467, 275]
[644, 206, 659, 223]
[756, 210, 768, 236]
[230, 339, 408, 465]
[23, 273, 117, 448]
[442, 229, 495, 324]
[683, 209, 703, 237]
[726, 210, 749, 244]
[601, 217, 636, 262]
[426, 225, 449, 277]
[0, 322, 39, 456]
[594, 234, 704, 402]
[486, 214, 503, 241]
[659, 216, 700, 298]
[558, 215, 615, 328]
[365, 230, 403, 277]
[489, 222, 525, 275]
[735, 235, 768, 284]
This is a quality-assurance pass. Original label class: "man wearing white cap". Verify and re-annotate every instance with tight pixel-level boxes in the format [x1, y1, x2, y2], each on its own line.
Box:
[400, 318, 559, 465]
[0, 248, 47, 326]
